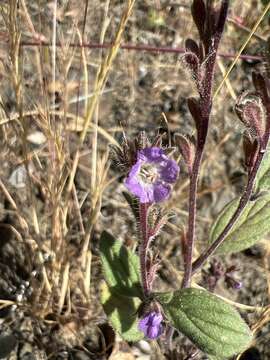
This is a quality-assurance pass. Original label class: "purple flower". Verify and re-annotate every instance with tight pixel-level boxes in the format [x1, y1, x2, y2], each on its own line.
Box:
[225, 275, 243, 290]
[124, 147, 179, 203]
[138, 311, 163, 339]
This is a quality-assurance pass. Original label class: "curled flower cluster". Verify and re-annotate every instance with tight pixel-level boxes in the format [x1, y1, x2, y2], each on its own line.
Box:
[124, 145, 178, 339]
[124, 147, 179, 204]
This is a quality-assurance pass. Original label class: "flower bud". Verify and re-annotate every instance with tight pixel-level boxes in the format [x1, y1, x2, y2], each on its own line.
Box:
[182, 52, 200, 83]
[235, 92, 266, 141]
[185, 38, 200, 57]
[175, 134, 195, 175]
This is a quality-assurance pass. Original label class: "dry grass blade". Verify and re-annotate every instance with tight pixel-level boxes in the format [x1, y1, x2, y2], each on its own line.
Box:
[214, 2, 270, 100]
[64, 0, 136, 218]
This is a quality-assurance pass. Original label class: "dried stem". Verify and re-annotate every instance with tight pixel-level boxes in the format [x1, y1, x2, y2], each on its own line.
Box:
[20, 41, 262, 61]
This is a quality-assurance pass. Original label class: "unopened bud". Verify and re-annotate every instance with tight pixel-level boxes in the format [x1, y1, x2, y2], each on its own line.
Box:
[185, 38, 200, 57]
[175, 134, 195, 175]
[182, 52, 200, 83]
[235, 92, 266, 141]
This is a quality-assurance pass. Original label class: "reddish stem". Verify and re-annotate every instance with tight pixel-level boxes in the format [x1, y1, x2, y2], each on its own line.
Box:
[182, 148, 204, 287]
[139, 202, 151, 297]
[182, 0, 229, 288]
[182, 47, 219, 288]
[19, 40, 262, 61]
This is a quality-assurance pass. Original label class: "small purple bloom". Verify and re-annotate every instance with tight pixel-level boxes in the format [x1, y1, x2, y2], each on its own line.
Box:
[138, 311, 163, 339]
[124, 147, 179, 203]
[233, 280, 243, 290]
[225, 273, 243, 290]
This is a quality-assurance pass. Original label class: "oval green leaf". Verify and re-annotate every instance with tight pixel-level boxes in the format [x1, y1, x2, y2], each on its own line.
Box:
[210, 193, 270, 254]
[100, 231, 143, 298]
[100, 282, 144, 342]
[161, 288, 252, 358]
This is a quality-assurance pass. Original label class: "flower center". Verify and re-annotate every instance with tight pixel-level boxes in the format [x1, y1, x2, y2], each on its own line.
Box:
[139, 163, 158, 184]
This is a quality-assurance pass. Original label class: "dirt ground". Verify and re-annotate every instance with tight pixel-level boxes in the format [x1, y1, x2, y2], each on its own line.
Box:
[0, 0, 269, 359]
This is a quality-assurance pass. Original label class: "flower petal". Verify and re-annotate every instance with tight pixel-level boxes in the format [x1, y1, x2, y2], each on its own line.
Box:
[124, 146, 179, 204]
[126, 160, 141, 179]
[153, 182, 171, 202]
[125, 174, 154, 203]
[139, 147, 164, 163]
[138, 316, 150, 334]
[159, 159, 180, 183]
[147, 325, 162, 339]
[138, 312, 164, 339]
[149, 312, 163, 326]
[124, 162, 147, 202]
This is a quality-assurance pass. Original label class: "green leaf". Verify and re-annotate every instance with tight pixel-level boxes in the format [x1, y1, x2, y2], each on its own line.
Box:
[100, 282, 144, 342]
[160, 288, 252, 358]
[209, 193, 270, 254]
[255, 144, 270, 191]
[100, 231, 143, 298]
[154, 291, 174, 304]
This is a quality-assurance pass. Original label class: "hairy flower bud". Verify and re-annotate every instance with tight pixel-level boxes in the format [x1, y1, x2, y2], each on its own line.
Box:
[235, 92, 266, 141]
[182, 52, 200, 83]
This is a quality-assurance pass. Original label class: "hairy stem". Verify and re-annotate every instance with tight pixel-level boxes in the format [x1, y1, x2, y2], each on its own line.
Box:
[139, 203, 150, 297]
[182, 148, 204, 288]
[181, 0, 229, 288]
[181, 52, 217, 288]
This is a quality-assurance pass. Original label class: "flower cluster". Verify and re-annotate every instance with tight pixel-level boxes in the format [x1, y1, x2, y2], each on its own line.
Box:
[124, 147, 179, 204]
[123, 146, 178, 339]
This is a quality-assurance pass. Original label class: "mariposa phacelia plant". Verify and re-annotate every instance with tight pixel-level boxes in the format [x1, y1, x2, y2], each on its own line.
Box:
[99, 0, 270, 358]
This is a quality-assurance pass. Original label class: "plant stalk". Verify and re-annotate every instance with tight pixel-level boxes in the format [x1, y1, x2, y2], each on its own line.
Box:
[181, 0, 229, 288]
[181, 148, 204, 288]
[181, 51, 218, 288]
[139, 203, 151, 297]
[19, 41, 262, 61]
